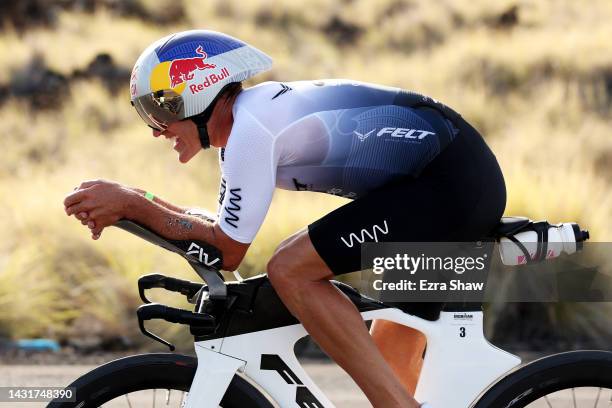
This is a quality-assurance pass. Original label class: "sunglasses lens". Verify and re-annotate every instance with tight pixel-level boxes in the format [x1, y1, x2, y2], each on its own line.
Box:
[132, 89, 185, 130]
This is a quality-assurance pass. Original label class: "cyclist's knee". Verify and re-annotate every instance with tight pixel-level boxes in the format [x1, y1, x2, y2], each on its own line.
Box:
[267, 229, 329, 287]
[267, 241, 300, 283]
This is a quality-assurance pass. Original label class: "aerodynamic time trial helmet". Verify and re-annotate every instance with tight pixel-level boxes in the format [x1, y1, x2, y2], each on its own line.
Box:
[130, 30, 272, 147]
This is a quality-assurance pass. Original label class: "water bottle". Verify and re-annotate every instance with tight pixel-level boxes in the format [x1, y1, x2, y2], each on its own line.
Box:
[499, 222, 589, 266]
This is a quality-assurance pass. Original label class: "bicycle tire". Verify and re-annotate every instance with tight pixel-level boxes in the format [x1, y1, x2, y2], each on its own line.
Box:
[47, 353, 275, 408]
[471, 350, 612, 408]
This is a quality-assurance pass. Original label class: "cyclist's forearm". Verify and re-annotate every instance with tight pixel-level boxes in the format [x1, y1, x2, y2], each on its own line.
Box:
[125, 193, 216, 243]
[129, 187, 187, 213]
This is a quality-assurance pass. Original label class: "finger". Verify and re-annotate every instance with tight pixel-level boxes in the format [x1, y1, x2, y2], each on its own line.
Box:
[87, 208, 103, 219]
[91, 224, 105, 236]
[66, 201, 92, 216]
[64, 189, 88, 209]
[92, 232, 101, 240]
[79, 180, 103, 189]
[75, 212, 88, 220]
[81, 218, 89, 226]
[86, 210, 106, 228]
[89, 213, 117, 230]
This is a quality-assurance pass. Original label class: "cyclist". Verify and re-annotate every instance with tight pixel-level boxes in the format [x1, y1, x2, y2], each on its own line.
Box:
[64, 30, 506, 408]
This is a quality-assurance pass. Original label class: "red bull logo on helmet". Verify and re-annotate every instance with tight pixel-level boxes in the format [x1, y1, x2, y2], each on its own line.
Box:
[149, 45, 227, 95]
[168, 45, 216, 88]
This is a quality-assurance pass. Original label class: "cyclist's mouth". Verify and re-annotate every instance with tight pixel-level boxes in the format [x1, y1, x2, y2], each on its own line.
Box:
[173, 138, 183, 151]
[165, 134, 181, 149]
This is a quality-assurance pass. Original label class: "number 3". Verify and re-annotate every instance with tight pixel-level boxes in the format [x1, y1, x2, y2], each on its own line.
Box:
[460, 327, 466, 337]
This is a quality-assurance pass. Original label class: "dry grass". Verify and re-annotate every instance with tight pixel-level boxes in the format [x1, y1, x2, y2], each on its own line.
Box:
[0, 0, 610, 344]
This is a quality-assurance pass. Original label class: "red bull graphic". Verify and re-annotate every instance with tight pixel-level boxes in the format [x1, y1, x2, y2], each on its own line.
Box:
[189, 67, 231, 94]
[168, 45, 216, 88]
[149, 45, 229, 96]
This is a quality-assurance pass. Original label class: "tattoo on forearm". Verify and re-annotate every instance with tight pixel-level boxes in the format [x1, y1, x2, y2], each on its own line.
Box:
[167, 217, 193, 231]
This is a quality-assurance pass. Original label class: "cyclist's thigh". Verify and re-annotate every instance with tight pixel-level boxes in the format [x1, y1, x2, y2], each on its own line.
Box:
[269, 227, 335, 281]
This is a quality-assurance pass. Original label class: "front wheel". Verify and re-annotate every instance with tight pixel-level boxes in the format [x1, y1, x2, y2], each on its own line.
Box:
[471, 350, 612, 408]
[47, 353, 274, 408]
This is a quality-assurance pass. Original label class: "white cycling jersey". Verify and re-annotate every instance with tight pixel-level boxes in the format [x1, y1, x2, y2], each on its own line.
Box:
[217, 79, 457, 243]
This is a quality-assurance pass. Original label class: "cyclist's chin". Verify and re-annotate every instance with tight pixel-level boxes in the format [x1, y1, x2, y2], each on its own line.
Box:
[177, 147, 199, 163]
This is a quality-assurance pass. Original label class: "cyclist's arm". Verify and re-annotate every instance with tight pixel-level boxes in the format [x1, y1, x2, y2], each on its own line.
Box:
[130, 188, 216, 222]
[129, 187, 188, 214]
[124, 196, 249, 271]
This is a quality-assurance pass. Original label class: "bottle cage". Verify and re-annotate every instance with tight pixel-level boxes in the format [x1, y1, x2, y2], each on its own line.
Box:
[500, 220, 550, 264]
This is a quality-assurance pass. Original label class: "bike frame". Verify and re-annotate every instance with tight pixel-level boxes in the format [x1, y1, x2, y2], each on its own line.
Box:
[185, 307, 521, 407]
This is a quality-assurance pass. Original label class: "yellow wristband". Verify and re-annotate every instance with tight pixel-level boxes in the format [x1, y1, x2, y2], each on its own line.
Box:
[144, 191, 155, 201]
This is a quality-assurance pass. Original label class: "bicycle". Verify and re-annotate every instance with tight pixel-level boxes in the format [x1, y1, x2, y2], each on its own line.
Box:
[49, 218, 612, 408]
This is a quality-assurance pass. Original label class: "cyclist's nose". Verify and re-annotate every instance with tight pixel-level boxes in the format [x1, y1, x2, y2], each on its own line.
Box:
[153, 129, 174, 138]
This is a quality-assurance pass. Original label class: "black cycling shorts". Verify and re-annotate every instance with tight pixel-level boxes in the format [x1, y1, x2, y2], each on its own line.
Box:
[308, 109, 506, 277]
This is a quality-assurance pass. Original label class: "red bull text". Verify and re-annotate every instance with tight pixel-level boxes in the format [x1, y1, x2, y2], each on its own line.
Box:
[189, 67, 231, 94]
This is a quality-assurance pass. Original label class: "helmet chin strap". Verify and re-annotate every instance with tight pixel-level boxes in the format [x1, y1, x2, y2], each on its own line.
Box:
[189, 113, 211, 149]
[198, 125, 211, 149]
[185, 91, 224, 150]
